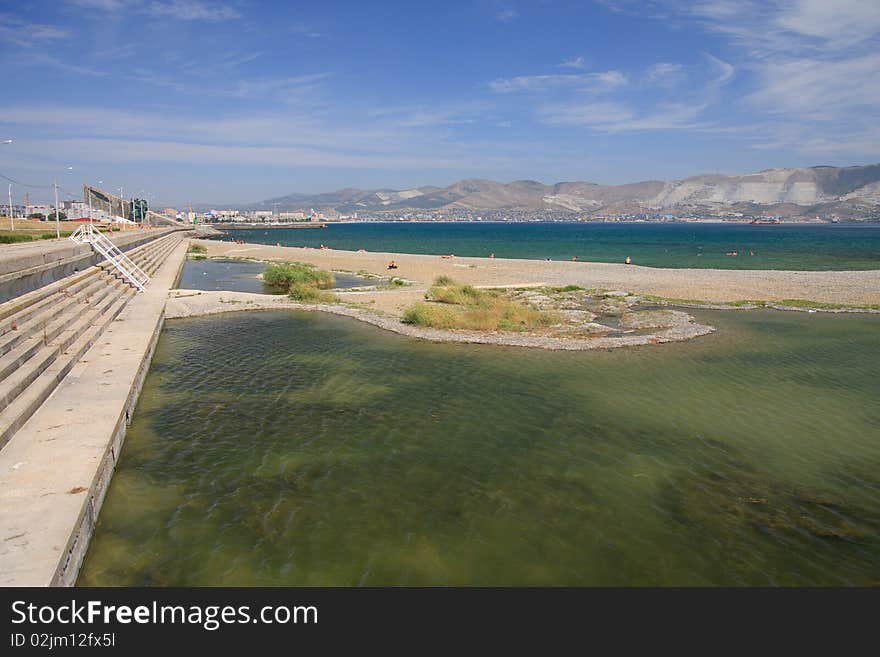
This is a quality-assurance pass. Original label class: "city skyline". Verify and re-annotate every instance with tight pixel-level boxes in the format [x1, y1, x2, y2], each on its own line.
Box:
[1, 0, 878, 205]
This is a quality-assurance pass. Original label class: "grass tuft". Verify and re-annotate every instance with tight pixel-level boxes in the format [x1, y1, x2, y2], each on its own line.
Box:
[404, 279, 559, 331]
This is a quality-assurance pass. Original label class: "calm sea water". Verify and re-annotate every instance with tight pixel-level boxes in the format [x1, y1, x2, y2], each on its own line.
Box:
[79, 308, 880, 586]
[213, 222, 880, 270]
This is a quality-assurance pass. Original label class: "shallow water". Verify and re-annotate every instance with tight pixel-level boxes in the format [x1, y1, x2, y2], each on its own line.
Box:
[178, 258, 373, 293]
[213, 222, 880, 270]
[178, 258, 283, 295]
[79, 308, 880, 586]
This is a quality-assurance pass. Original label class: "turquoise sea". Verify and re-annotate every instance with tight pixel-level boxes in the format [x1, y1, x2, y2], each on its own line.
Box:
[213, 222, 880, 270]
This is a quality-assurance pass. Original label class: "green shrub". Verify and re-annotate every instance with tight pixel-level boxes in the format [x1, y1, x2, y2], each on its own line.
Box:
[404, 278, 558, 331]
[0, 233, 37, 244]
[288, 283, 336, 303]
[402, 303, 459, 328]
[263, 262, 334, 290]
[425, 283, 484, 305]
[188, 243, 207, 254]
[433, 275, 454, 286]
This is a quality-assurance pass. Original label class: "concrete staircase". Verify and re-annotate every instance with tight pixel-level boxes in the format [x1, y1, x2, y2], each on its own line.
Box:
[0, 232, 184, 450]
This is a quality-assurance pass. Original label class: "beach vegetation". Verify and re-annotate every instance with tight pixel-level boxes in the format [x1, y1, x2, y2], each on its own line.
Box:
[777, 299, 880, 311]
[188, 243, 207, 254]
[288, 282, 337, 303]
[433, 275, 454, 286]
[404, 279, 559, 331]
[263, 262, 335, 291]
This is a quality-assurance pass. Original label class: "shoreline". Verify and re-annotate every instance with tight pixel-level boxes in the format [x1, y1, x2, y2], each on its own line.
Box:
[166, 289, 716, 350]
[192, 240, 880, 308]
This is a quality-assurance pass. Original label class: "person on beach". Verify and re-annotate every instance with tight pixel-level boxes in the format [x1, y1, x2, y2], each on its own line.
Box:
[625, 256, 631, 264]
[387, 260, 398, 270]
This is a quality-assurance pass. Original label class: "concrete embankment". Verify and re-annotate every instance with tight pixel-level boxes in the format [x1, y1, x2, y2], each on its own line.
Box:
[0, 236, 188, 586]
[0, 227, 188, 304]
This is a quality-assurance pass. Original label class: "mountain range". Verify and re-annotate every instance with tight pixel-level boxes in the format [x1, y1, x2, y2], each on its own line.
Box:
[253, 164, 880, 220]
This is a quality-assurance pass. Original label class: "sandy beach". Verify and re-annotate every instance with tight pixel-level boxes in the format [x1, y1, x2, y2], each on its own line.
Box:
[193, 239, 880, 308]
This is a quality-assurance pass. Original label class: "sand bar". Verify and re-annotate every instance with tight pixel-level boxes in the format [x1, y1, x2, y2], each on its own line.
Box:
[194, 239, 880, 307]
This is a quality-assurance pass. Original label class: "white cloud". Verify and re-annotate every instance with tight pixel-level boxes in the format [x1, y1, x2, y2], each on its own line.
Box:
[744, 53, 880, 121]
[489, 71, 627, 93]
[631, 1, 880, 156]
[66, 0, 241, 22]
[539, 100, 706, 132]
[0, 15, 68, 47]
[645, 62, 684, 86]
[146, 1, 240, 21]
[773, 0, 880, 50]
[560, 56, 585, 69]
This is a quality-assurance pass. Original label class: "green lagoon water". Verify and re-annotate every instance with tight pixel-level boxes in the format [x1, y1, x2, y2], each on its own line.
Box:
[79, 308, 880, 586]
[216, 222, 880, 270]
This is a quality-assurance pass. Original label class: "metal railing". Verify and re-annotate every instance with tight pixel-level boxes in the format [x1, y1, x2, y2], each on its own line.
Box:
[69, 224, 150, 292]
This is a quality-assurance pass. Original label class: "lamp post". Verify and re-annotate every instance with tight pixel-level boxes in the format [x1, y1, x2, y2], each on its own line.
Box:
[53, 177, 60, 239]
[1, 140, 11, 229]
[117, 186, 125, 230]
[53, 166, 73, 239]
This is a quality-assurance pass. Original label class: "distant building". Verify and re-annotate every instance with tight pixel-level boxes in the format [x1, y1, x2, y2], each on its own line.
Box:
[66, 202, 90, 219]
[27, 204, 52, 217]
[163, 207, 178, 216]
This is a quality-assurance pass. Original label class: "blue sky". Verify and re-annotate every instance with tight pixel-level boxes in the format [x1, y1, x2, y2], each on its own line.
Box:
[1, 0, 878, 206]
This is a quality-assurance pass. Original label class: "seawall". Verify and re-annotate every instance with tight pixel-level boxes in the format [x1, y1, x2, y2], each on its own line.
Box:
[0, 240, 188, 586]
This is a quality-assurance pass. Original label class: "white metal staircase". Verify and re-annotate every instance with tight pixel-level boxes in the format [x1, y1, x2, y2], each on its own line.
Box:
[69, 224, 150, 292]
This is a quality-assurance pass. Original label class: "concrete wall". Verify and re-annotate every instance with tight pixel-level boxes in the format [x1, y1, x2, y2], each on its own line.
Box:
[0, 229, 189, 304]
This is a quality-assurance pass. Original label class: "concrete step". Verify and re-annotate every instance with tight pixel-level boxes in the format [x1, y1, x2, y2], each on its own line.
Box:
[0, 277, 128, 413]
[0, 268, 97, 326]
[0, 235, 179, 384]
[0, 273, 123, 385]
[0, 272, 110, 360]
[98, 235, 178, 286]
[0, 287, 136, 450]
[140, 237, 182, 275]
[0, 233, 186, 452]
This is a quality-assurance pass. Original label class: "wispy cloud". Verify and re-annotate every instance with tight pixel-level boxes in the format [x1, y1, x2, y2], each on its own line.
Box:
[145, 1, 240, 22]
[0, 15, 68, 47]
[67, 0, 241, 22]
[539, 100, 708, 132]
[644, 62, 684, 86]
[489, 71, 627, 93]
[559, 56, 586, 69]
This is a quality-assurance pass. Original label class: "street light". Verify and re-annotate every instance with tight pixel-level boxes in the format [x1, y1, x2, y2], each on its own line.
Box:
[1, 140, 11, 229]
[54, 166, 73, 239]
[118, 186, 124, 228]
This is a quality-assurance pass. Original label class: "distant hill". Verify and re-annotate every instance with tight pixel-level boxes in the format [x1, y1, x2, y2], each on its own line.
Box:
[251, 163, 880, 219]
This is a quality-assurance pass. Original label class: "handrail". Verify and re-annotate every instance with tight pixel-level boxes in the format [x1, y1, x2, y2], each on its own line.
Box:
[69, 224, 150, 292]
